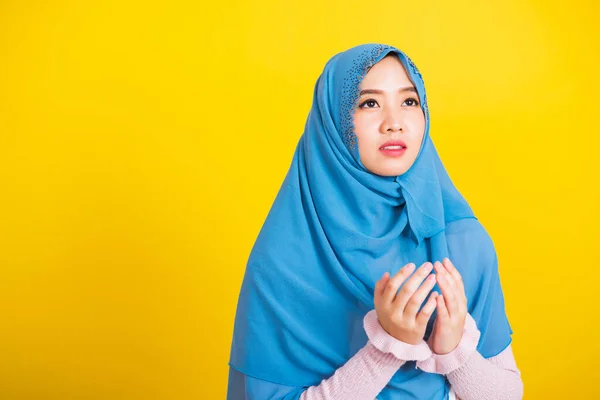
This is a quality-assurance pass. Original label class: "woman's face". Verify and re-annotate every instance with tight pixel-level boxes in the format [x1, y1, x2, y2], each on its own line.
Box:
[352, 54, 426, 176]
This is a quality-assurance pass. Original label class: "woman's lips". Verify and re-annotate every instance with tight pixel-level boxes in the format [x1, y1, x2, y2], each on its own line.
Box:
[379, 145, 407, 157]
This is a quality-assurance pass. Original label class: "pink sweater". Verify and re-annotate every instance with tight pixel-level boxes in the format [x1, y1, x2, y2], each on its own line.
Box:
[299, 310, 523, 400]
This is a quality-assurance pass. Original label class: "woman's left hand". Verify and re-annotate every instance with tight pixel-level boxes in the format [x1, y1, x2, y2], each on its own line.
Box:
[429, 258, 468, 355]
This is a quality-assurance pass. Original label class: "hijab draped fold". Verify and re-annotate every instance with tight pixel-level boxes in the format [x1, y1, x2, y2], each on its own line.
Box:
[228, 43, 512, 399]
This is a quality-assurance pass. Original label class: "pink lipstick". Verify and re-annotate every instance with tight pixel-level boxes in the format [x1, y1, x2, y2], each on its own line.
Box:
[379, 140, 407, 157]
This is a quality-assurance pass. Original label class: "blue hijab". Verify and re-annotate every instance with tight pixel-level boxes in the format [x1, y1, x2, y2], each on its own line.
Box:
[228, 43, 512, 399]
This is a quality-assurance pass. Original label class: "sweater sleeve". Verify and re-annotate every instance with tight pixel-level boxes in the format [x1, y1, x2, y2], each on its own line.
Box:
[298, 339, 523, 400]
[298, 341, 406, 400]
[449, 345, 523, 400]
[416, 313, 523, 400]
[299, 309, 432, 400]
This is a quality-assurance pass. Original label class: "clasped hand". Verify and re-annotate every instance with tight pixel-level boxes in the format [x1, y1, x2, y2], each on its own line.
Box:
[373, 258, 467, 355]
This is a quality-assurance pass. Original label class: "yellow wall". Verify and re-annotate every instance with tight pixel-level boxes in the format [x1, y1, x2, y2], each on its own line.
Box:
[0, 0, 598, 398]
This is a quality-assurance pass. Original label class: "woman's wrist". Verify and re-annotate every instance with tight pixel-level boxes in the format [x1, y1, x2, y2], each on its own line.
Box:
[416, 312, 481, 375]
[363, 309, 433, 362]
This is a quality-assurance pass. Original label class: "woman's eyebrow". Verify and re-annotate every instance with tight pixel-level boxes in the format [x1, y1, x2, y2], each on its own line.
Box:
[359, 86, 417, 96]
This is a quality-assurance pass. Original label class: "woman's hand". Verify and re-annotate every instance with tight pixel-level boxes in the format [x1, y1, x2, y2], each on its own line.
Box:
[429, 258, 468, 355]
[374, 262, 439, 345]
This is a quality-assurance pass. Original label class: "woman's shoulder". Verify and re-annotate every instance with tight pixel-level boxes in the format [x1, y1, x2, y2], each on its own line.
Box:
[443, 217, 498, 274]
[445, 217, 494, 245]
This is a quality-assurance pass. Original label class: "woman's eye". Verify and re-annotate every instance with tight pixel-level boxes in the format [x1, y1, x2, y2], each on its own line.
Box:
[359, 99, 379, 109]
[358, 97, 420, 109]
[403, 98, 419, 107]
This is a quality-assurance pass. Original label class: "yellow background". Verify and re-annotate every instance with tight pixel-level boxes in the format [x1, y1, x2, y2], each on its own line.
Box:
[1, 0, 598, 398]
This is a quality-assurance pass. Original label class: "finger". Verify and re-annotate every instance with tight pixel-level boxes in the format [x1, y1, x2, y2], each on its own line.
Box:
[382, 263, 415, 306]
[443, 258, 467, 303]
[434, 261, 456, 290]
[374, 272, 390, 309]
[435, 267, 459, 317]
[442, 258, 463, 291]
[403, 273, 437, 319]
[392, 262, 433, 313]
[416, 291, 438, 328]
[438, 260, 467, 313]
[436, 294, 450, 320]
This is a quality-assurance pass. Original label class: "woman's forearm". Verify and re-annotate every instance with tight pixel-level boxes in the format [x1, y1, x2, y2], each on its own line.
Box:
[300, 309, 433, 400]
[448, 345, 523, 400]
[299, 341, 404, 400]
[414, 312, 522, 400]
[300, 310, 523, 400]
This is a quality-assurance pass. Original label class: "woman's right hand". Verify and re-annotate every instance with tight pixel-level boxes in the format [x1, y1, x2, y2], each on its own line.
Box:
[374, 262, 439, 345]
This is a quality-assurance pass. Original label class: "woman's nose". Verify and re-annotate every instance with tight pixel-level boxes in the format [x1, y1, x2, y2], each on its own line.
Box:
[381, 110, 404, 133]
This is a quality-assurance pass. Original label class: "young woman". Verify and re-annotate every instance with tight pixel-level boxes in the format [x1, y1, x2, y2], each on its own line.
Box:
[226, 43, 523, 400]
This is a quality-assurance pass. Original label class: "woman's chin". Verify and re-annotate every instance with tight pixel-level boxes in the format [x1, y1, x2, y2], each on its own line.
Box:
[369, 164, 411, 177]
